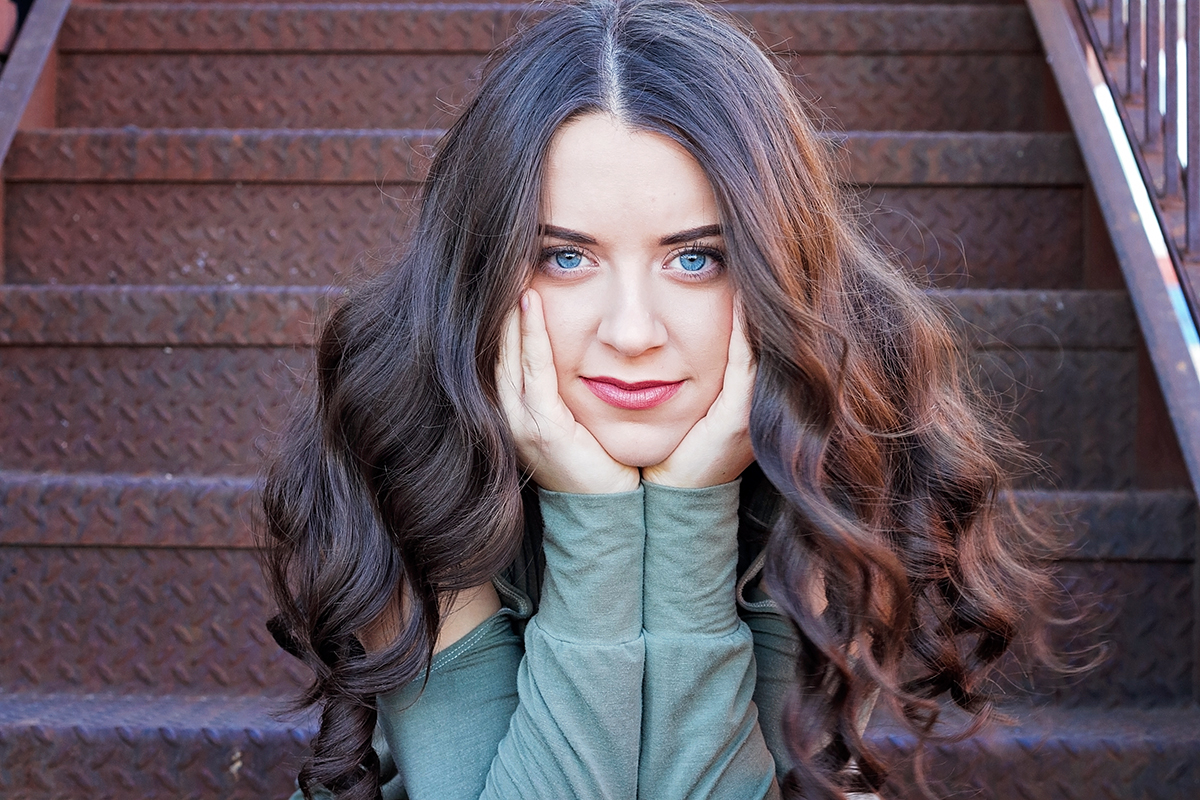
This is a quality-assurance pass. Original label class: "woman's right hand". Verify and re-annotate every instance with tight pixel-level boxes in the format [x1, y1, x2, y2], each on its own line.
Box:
[497, 289, 640, 494]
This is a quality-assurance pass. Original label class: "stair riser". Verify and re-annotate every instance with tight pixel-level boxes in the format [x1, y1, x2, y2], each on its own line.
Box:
[4, 184, 1083, 289]
[0, 343, 1138, 486]
[0, 546, 1190, 703]
[0, 547, 307, 695]
[3, 707, 1194, 800]
[0, 346, 306, 476]
[1009, 560, 1197, 708]
[5, 479, 1192, 554]
[873, 718, 1200, 800]
[56, 52, 1053, 133]
[60, 5, 1037, 55]
[3, 716, 1197, 800]
[0, 709, 308, 800]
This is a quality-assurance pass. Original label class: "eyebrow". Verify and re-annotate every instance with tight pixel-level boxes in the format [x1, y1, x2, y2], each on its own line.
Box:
[538, 224, 723, 246]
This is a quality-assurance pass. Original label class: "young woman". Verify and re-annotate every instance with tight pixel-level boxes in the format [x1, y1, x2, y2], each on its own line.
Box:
[261, 0, 1059, 798]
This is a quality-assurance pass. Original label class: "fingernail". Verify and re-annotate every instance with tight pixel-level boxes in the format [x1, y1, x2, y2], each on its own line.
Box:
[520, 292, 529, 312]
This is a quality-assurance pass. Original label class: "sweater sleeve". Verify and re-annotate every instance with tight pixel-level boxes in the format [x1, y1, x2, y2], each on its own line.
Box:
[373, 486, 646, 800]
[638, 480, 779, 800]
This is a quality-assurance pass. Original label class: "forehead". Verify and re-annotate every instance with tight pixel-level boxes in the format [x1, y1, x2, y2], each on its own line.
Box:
[540, 113, 720, 235]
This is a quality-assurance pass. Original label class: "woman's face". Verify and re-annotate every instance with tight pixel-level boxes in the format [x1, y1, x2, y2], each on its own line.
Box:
[531, 113, 735, 468]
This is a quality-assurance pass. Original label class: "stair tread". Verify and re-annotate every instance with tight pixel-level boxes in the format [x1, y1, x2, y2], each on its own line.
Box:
[59, 3, 1038, 55]
[1, 468, 1191, 557]
[1, 695, 1194, 799]
[4, 129, 1085, 185]
[0, 691, 312, 729]
[0, 690, 1195, 731]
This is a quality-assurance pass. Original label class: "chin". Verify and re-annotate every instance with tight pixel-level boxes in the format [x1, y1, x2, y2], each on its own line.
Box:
[592, 428, 685, 469]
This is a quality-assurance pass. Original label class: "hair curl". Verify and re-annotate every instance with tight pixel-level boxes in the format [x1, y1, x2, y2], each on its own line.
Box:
[260, 1, 1063, 797]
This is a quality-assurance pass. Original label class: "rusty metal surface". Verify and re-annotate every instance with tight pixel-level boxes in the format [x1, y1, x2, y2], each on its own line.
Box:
[0, 287, 1135, 348]
[861, 187, 1083, 289]
[0, 545, 1189, 703]
[741, 4, 1037, 52]
[58, 53, 486, 131]
[1059, 562, 1194, 706]
[5, 182, 417, 286]
[59, 3, 520, 54]
[4, 129, 1085, 186]
[0, 286, 330, 345]
[873, 706, 1200, 800]
[5, 184, 1079, 288]
[58, 4, 1035, 55]
[0, 694, 311, 799]
[0, 472, 258, 548]
[0, 340, 1140, 485]
[3, 129, 439, 184]
[0, 346, 305, 475]
[0, 0, 71, 163]
[56, 51, 1051, 133]
[999, 561, 1196, 707]
[0, 547, 307, 694]
[788, 54, 1052, 132]
[944, 289, 1136, 349]
[1048, 488, 1196, 560]
[2, 703, 1195, 800]
[1029, 0, 1200, 501]
[838, 132, 1084, 186]
[2, 469, 1191, 556]
[973, 348, 1138, 490]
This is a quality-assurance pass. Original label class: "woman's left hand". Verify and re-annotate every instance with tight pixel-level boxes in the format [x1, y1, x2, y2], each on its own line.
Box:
[642, 307, 756, 488]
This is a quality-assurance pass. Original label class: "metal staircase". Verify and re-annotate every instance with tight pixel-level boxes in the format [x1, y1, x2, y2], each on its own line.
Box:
[1, 0, 1198, 797]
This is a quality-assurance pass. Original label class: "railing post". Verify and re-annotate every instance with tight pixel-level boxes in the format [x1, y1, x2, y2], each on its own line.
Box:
[1166, 0, 1181, 195]
[1112, 0, 1125, 52]
[1188, 0, 1199, 253]
[1129, 0, 1143, 99]
[1147, 0, 1162, 147]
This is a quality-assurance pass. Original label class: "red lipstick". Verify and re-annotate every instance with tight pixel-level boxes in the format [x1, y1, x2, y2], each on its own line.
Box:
[582, 377, 683, 410]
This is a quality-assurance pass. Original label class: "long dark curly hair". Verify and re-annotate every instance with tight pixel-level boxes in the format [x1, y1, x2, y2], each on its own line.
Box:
[260, 0, 1062, 797]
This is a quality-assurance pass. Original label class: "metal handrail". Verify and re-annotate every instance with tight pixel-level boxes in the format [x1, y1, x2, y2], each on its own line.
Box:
[0, 0, 70, 166]
[1029, 0, 1200, 499]
[1078, 0, 1199, 273]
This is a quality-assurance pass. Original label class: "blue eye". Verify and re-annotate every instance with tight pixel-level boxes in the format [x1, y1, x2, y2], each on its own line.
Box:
[554, 250, 583, 270]
[678, 252, 708, 272]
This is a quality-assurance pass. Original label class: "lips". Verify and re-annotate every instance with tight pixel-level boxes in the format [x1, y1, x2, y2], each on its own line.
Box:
[582, 377, 683, 410]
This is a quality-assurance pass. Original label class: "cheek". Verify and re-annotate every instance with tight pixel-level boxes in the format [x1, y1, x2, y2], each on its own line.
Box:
[534, 286, 591, 374]
[673, 291, 734, 386]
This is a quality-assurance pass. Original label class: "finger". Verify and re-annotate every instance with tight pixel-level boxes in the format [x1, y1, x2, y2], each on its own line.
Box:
[712, 300, 756, 410]
[519, 289, 562, 411]
[728, 300, 755, 375]
[496, 300, 524, 429]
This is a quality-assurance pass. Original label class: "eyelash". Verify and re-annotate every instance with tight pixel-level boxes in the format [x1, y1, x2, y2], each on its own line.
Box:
[537, 244, 727, 280]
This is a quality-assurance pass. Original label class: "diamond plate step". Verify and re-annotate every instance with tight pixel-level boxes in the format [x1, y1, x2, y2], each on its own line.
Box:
[3, 130, 1085, 287]
[3, 183, 1085, 289]
[1, 698, 1196, 800]
[61, 4, 1037, 54]
[3, 129, 1084, 184]
[0, 470, 1188, 553]
[0, 286, 1131, 347]
[0, 479, 1192, 699]
[872, 705, 1200, 800]
[0, 287, 1143, 485]
[0, 545, 310, 695]
[0, 693, 312, 799]
[55, 2, 1052, 132]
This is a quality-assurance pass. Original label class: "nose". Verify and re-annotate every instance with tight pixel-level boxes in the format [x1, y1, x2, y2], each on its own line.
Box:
[595, 273, 668, 356]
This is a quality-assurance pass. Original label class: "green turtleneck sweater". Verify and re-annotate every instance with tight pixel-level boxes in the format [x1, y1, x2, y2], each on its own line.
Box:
[297, 480, 813, 799]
